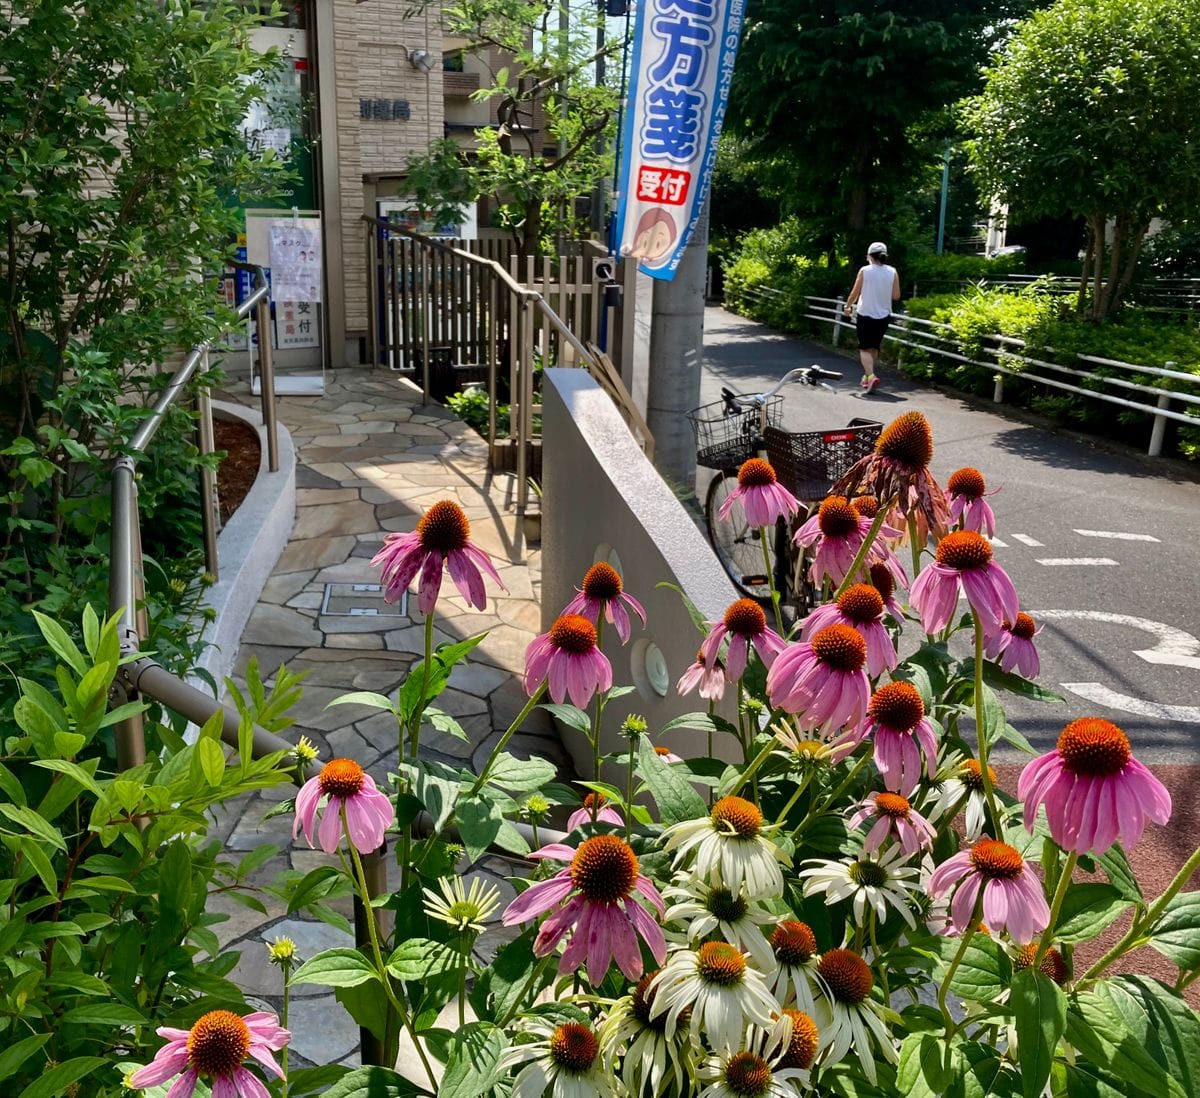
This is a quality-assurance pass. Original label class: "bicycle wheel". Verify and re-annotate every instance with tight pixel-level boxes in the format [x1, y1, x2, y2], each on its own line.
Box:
[778, 503, 821, 629]
[706, 472, 774, 600]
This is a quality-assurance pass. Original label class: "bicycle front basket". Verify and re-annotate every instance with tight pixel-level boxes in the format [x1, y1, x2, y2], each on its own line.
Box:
[763, 418, 882, 500]
[687, 395, 784, 471]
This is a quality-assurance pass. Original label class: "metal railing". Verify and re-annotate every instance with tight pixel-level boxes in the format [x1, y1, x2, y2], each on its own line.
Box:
[364, 218, 651, 514]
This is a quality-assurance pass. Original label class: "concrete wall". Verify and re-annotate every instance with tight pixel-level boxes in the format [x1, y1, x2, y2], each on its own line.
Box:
[541, 369, 738, 778]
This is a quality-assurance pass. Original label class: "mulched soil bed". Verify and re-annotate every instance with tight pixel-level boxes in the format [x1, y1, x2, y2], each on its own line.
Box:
[214, 417, 261, 524]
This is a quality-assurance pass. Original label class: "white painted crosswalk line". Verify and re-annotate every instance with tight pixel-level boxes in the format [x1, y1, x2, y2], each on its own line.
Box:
[1011, 533, 1043, 547]
[987, 536, 1008, 548]
[1036, 557, 1118, 566]
[1073, 529, 1160, 542]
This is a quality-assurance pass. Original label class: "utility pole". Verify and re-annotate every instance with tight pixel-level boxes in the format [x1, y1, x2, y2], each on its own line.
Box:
[936, 138, 952, 255]
[591, 0, 607, 236]
[646, 200, 709, 491]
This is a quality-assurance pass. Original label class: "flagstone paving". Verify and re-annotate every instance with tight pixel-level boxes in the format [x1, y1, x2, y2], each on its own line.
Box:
[208, 371, 562, 1070]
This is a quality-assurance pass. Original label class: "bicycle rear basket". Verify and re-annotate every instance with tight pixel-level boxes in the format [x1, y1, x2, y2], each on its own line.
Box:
[687, 395, 784, 471]
[764, 418, 882, 501]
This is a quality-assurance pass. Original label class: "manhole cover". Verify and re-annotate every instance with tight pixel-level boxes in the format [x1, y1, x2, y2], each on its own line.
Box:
[321, 583, 408, 618]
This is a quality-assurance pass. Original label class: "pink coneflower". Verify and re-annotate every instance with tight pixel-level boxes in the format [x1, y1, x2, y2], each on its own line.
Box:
[677, 646, 727, 701]
[501, 835, 666, 983]
[927, 839, 1050, 942]
[525, 613, 613, 706]
[371, 499, 505, 614]
[700, 599, 787, 683]
[849, 791, 936, 855]
[985, 612, 1041, 678]
[293, 758, 394, 855]
[947, 467, 998, 537]
[909, 530, 1019, 635]
[766, 624, 870, 733]
[127, 1009, 290, 1097]
[562, 562, 646, 644]
[833, 410, 950, 542]
[718, 457, 801, 529]
[1017, 718, 1172, 855]
[869, 561, 907, 622]
[793, 496, 905, 589]
[800, 583, 897, 677]
[567, 792, 623, 831]
[653, 744, 684, 763]
[864, 682, 939, 796]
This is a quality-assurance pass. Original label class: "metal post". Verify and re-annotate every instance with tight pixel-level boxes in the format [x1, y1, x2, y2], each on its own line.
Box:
[1148, 391, 1172, 457]
[355, 845, 395, 1066]
[421, 249, 431, 405]
[993, 375, 1005, 404]
[196, 385, 220, 581]
[517, 296, 534, 515]
[255, 295, 280, 472]
[833, 297, 844, 347]
[487, 277, 498, 446]
[936, 138, 952, 255]
[367, 221, 379, 370]
[109, 463, 146, 771]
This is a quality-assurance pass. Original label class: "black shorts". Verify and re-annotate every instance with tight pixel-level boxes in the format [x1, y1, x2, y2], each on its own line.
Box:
[856, 313, 891, 351]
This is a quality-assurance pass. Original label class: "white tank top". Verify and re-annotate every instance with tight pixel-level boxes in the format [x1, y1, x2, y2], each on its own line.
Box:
[858, 263, 896, 319]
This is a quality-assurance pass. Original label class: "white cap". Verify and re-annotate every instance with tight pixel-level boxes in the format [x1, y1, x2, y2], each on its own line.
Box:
[867, 241, 888, 256]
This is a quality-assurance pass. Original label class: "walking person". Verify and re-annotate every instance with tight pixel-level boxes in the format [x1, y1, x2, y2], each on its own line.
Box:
[843, 242, 900, 393]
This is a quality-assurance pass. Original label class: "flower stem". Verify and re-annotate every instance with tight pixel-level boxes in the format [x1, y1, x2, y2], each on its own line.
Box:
[907, 512, 923, 584]
[869, 910, 889, 1007]
[469, 682, 548, 796]
[774, 770, 814, 827]
[938, 922, 979, 1040]
[760, 525, 784, 636]
[410, 612, 436, 761]
[1034, 851, 1078, 969]
[625, 731, 637, 843]
[590, 618, 607, 822]
[792, 755, 871, 839]
[833, 498, 896, 601]
[727, 735, 776, 798]
[970, 608, 1004, 838]
[279, 959, 291, 1098]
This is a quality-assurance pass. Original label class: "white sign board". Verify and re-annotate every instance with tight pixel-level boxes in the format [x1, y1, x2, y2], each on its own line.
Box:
[275, 299, 320, 349]
[268, 221, 322, 303]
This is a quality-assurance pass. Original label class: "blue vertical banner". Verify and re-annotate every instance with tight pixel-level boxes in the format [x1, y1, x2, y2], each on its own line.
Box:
[613, 0, 745, 280]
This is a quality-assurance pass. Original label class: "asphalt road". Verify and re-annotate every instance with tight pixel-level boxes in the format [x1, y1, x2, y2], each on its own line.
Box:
[697, 306, 1200, 764]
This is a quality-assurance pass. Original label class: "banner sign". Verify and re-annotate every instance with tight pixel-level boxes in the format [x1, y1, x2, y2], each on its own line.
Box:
[614, 0, 745, 280]
[268, 222, 323, 303]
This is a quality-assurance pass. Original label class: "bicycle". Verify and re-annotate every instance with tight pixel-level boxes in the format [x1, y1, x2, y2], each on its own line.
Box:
[687, 366, 883, 622]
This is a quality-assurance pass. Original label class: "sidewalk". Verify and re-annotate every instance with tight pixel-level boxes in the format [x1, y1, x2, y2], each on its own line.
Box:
[207, 369, 561, 1067]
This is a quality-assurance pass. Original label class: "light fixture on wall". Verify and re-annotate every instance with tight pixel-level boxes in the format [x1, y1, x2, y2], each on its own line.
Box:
[408, 48, 435, 74]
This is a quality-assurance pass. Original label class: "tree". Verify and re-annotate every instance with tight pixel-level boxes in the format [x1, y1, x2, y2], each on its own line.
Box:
[403, 0, 620, 258]
[725, 0, 1032, 257]
[962, 0, 1200, 317]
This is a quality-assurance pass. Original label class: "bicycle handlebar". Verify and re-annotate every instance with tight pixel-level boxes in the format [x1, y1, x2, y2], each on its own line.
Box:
[721, 365, 842, 411]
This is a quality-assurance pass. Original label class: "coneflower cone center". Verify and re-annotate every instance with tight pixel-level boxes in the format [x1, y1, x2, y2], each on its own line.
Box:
[582, 792, 606, 810]
[697, 941, 746, 985]
[738, 457, 777, 488]
[852, 495, 879, 518]
[187, 1010, 251, 1078]
[550, 613, 598, 654]
[416, 500, 471, 553]
[869, 681, 924, 730]
[877, 411, 934, 468]
[963, 758, 997, 791]
[818, 496, 859, 538]
[1057, 718, 1130, 776]
[936, 530, 992, 570]
[948, 467, 987, 499]
[875, 792, 911, 819]
[811, 624, 867, 672]
[869, 562, 895, 601]
[549, 1023, 598, 1073]
[653, 745, 674, 757]
[970, 839, 1024, 881]
[818, 949, 873, 1004]
[837, 584, 884, 623]
[319, 758, 366, 799]
[581, 561, 622, 600]
[706, 887, 748, 923]
[1015, 944, 1068, 985]
[848, 859, 887, 888]
[570, 834, 638, 903]
[1010, 612, 1037, 640]
[724, 598, 767, 637]
[772, 920, 817, 964]
[711, 795, 764, 839]
[724, 1051, 772, 1096]
[779, 1009, 820, 1070]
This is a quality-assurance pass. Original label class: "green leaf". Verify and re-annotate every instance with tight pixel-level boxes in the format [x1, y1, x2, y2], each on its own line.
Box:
[956, 1041, 1023, 1098]
[408, 763, 459, 833]
[1107, 975, 1200, 1096]
[322, 1066, 427, 1097]
[1055, 883, 1131, 944]
[657, 711, 722, 736]
[425, 706, 468, 742]
[386, 938, 461, 982]
[455, 795, 503, 863]
[438, 1022, 507, 1098]
[31, 758, 101, 797]
[896, 1033, 950, 1097]
[0, 1035, 50, 1082]
[1097, 844, 1143, 904]
[1147, 891, 1200, 971]
[982, 661, 1066, 704]
[540, 702, 591, 734]
[285, 1065, 354, 1097]
[1012, 969, 1066, 1098]
[0, 804, 66, 851]
[470, 928, 541, 1022]
[31, 611, 87, 675]
[637, 736, 706, 826]
[290, 947, 381, 989]
[326, 691, 397, 712]
[487, 753, 557, 793]
[17, 1057, 105, 1098]
[18, 837, 57, 895]
[60, 1003, 147, 1025]
[933, 933, 1011, 1002]
[197, 737, 226, 785]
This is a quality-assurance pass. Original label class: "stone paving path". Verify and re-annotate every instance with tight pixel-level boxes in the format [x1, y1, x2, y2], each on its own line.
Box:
[207, 370, 566, 1068]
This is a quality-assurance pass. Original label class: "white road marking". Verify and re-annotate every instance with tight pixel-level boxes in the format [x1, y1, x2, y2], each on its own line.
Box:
[1037, 610, 1200, 671]
[1036, 557, 1118, 566]
[987, 537, 1009, 549]
[1060, 683, 1200, 723]
[1073, 529, 1161, 542]
[1011, 534, 1044, 547]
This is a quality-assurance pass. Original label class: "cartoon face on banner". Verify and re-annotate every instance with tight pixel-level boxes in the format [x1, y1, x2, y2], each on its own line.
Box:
[615, 0, 744, 280]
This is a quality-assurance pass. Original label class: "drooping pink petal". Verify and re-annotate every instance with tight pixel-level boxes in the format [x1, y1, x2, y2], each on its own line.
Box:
[634, 874, 666, 917]
[446, 548, 487, 610]
[128, 1047, 191, 1087]
[950, 873, 982, 932]
[725, 633, 749, 682]
[605, 904, 641, 982]
[316, 797, 344, 853]
[625, 897, 668, 964]
[503, 873, 576, 924]
[415, 551, 445, 614]
[165, 1070, 200, 1098]
[293, 775, 322, 845]
[230, 1066, 271, 1098]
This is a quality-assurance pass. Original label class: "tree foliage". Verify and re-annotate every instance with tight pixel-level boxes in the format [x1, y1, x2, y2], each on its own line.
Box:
[725, 0, 1033, 256]
[962, 0, 1200, 317]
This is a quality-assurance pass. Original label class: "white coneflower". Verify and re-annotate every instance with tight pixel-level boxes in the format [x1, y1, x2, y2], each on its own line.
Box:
[811, 948, 897, 1084]
[698, 1012, 818, 1097]
[768, 920, 825, 1016]
[799, 845, 921, 928]
[649, 942, 780, 1055]
[662, 796, 790, 901]
[599, 970, 694, 1097]
[422, 875, 501, 934]
[662, 876, 777, 971]
[929, 754, 997, 842]
[498, 1017, 617, 1097]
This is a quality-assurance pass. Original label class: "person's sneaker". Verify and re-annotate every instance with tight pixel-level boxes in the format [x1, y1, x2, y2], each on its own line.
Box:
[859, 375, 869, 388]
[865, 376, 880, 393]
